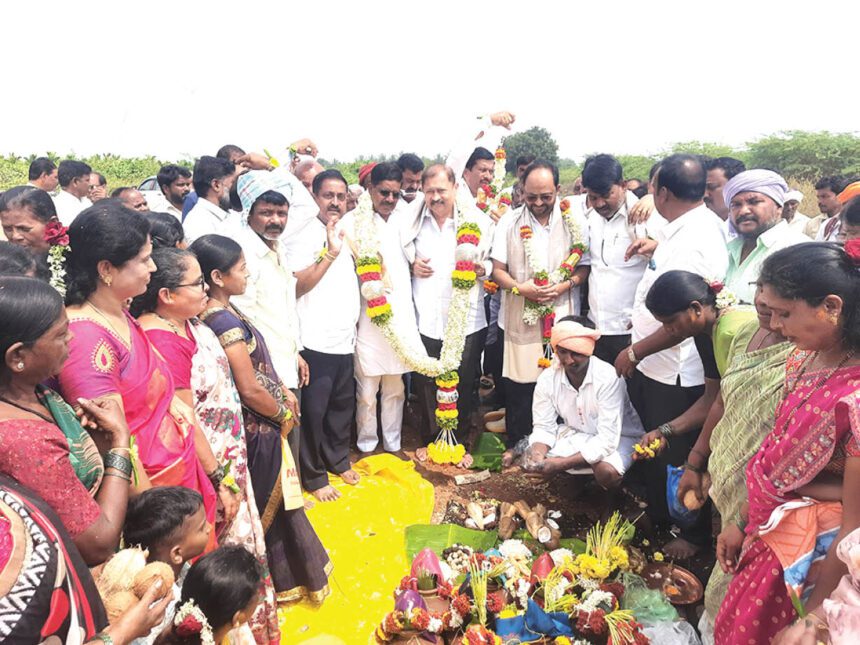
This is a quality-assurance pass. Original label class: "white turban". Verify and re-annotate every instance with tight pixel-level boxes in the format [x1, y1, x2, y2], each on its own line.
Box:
[722, 169, 789, 209]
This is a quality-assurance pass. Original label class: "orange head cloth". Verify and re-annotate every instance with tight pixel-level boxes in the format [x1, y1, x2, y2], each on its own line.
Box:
[838, 181, 860, 205]
[549, 320, 602, 357]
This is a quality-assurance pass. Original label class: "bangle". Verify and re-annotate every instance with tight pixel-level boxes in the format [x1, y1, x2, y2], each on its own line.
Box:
[324, 251, 337, 263]
[270, 402, 293, 424]
[658, 423, 675, 438]
[683, 460, 704, 474]
[804, 611, 828, 633]
[208, 464, 226, 488]
[511, 285, 520, 296]
[103, 452, 133, 478]
[690, 447, 709, 462]
[626, 346, 639, 364]
[736, 518, 747, 532]
[108, 446, 130, 454]
[104, 471, 131, 483]
[93, 632, 114, 645]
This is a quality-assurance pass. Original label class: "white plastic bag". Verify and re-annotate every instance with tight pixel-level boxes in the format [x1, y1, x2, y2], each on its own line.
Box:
[641, 620, 702, 645]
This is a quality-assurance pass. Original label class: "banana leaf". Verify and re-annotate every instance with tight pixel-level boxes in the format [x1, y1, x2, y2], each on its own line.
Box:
[508, 530, 586, 554]
[404, 523, 499, 561]
[470, 432, 506, 472]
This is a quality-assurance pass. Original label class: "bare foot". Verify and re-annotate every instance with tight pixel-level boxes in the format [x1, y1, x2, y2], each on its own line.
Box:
[457, 453, 474, 469]
[415, 447, 429, 462]
[340, 469, 360, 485]
[311, 485, 340, 502]
[662, 537, 701, 560]
[304, 499, 315, 510]
[501, 449, 516, 468]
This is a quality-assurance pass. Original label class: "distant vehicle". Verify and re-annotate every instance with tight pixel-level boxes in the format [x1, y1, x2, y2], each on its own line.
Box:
[138, 176, 158, 191]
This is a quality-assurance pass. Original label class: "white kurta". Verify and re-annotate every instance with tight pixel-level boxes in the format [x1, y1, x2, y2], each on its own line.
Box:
[530, 357, 644, 476]
[341, 208, 420, 377]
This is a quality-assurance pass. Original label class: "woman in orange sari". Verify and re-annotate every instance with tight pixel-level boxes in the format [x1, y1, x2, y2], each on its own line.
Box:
[714, 241, 860, 644]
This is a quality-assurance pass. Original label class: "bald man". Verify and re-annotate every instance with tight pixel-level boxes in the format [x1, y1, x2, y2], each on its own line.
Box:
[294, 160, 324, 192]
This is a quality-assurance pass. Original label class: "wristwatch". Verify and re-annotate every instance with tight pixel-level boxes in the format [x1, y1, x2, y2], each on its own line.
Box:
[626, 346, 639, 364]
[208, 463, 226, 488]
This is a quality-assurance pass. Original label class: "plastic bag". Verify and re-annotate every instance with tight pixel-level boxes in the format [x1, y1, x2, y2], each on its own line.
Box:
[666, 465, 700, 528]
[640, 620, 702, 645]
[620, 573, 678, 623]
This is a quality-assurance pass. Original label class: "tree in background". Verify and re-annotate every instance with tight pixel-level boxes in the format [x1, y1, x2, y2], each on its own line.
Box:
[503, 127, 559, 173]
[746, 130, 860, 181]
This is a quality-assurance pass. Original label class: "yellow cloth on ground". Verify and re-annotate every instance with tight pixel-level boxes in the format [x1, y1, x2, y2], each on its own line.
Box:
[278, 454, 435, 644]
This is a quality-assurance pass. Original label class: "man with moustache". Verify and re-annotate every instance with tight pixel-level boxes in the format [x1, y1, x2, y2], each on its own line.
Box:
[520, 316, 644, 492]
[404, 165, 494, 459]
[722, 169, 808, 304]
[396, 153, 424, 205]
[704, 157, 746, 241]
[147, 164, 193, 218]
[183, 155, 239, 244]
[290, 169, 361, 502]
[340, 163, 421, 455]
[491, 160, 591, 464]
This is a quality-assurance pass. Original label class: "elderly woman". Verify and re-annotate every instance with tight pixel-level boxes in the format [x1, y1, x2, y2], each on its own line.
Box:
[721, 169, 809, 304]
[55, 200, 224, 554]
[0, 185, 61, 254]
[715, 242, 860, 644]
[0, 276, 133, 565]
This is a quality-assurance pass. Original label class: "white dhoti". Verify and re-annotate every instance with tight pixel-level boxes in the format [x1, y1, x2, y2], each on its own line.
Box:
[355, 353, 406, 452]
[542, 424, 639, 476]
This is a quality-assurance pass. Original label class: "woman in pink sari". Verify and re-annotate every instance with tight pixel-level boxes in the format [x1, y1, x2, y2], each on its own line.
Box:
[55, 202, 222, 552]
[714, 241, 860, 644]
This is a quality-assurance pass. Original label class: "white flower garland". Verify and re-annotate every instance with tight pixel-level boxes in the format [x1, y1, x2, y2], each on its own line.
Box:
[353, 191, 477, 377]
[173, 599, 215, 645]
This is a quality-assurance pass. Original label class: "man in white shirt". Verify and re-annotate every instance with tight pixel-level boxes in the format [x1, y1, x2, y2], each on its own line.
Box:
[522, 317, 643, 491]
[581, 154, 666, 364]
[340, 163, 421, 454]
[396, 153, 424, 208]
[806, 175, 851, 240]
[291, 169, 361, 502]
[111, 187, 148, 211]
[491, 161, 590, 459]
[704, 157, 746, 242]
[403, 165, 493, 452]
[781, 189, 811, 235]
[615, 154, 728, 559]
[722, 169, 810, 304]
[145, 164, 193, 219]
[446, 112, 515, 209]
[27, 157, 58, 193]
[231, 167, 313, 483]
[53, 160, 93, 225]
[183, 156, 240, 244]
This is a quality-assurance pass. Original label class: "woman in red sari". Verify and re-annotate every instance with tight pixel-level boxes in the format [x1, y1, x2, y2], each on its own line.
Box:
[714, 241, 860, 644]
[55, 201, 225, 552]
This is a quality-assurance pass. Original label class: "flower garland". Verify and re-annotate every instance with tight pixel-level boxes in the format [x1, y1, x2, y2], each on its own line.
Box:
[705, 278, 738, 310]
[518, 198, 588, 367]
[352, 192, 480, 464]
[476, 146, 512, 220]
[43, 221, 70, 297]
[174, 599, 215, 645]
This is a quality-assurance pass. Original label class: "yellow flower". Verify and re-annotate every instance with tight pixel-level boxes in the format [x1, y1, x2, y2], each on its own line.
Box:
[554, 638, 572, 645]
[653, 552, 664, 562]
[356, 263, 382, 275]
[498, 608, 518, 619]
[609, 546, 629, 570]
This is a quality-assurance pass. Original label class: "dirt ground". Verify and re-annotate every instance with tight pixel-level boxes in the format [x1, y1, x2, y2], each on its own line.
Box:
[349, 387, 716, 616]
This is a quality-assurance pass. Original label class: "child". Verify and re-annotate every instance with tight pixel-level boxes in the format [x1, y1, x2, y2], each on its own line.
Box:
[123, 487, 210, 644]
[160, 546, 263, 645]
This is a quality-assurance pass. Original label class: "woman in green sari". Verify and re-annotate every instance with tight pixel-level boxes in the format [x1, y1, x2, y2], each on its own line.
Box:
[0, 276, 134, 565]
[675, 284, 792, 637]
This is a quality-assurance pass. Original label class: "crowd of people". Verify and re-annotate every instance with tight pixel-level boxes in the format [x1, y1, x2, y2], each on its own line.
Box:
[1, 111, 860, 645]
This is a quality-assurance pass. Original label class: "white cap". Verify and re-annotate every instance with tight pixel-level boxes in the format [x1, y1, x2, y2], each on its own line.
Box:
[784, 189, 804, 203]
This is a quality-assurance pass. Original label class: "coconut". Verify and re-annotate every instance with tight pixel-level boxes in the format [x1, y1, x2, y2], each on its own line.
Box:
[360, 280, 385, 300]
[98, 547, 148, 595]
[131, 561, 175, 599]
[103, 590, 138, 623]
[454, 243, 477, 262]
[682, 490, 704, 511]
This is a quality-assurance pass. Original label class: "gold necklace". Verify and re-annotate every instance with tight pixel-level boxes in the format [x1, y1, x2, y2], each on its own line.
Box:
[86, 299, 129, 345]
[153, 312, 184, 336]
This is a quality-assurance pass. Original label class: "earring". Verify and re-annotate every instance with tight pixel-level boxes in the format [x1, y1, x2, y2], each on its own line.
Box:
[16, 362, 24, 370]
[101, 274, 112, 287]
[829, 311, 839, 325]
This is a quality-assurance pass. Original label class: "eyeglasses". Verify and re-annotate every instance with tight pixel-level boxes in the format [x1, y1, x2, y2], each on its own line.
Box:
[377, 189, 401, 199]
[175, 276, 206, 290]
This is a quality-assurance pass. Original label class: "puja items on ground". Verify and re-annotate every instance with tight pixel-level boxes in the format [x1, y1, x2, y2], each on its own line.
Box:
[373, 513, 688, 644]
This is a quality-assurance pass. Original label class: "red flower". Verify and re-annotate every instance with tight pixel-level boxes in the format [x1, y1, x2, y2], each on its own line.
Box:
[360, 271, 381, 282]
[43, 221, 69, 246]
[437, 402, 457, 411]
[707, 280, 724, 293]
[458, 234, 480, 246]
[455, 261, 475, 272]
[367, 297, 388, 308]
[559, 199, 571, 212]
[410, 608, 430, 631]
[452, 593, 471, 616]
[600, 581, 626, 603]
[846, 238, 860, 265]
[478, 202, 490, 212]
[486, 591, 505, 613]
[500, 195, 512, 206]
[576, 608, 607, 635]
[176, 614, 204, 637]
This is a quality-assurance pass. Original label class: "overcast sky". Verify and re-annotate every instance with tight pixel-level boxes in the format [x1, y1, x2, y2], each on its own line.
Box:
[5, 0, 857, 163]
